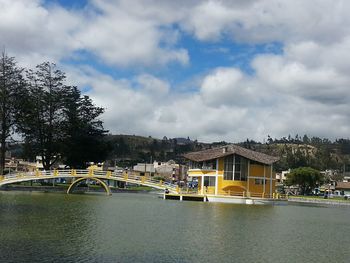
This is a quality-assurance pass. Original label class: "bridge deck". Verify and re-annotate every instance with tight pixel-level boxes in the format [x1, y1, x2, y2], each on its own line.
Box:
[0, 169, 178, 194]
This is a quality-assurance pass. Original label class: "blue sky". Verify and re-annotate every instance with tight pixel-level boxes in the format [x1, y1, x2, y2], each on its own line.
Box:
[60, 17, 284, 88]
[1, 0, 350, 142]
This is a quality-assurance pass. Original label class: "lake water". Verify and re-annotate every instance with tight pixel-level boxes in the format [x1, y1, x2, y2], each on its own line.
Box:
[0, 191, 350, 263]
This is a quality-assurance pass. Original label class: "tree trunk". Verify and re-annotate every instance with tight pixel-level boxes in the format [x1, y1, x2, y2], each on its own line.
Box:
[0, 136, 6, 175]
[0, 120, 7, 175]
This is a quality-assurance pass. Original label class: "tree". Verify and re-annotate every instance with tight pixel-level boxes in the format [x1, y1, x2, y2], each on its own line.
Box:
[17, 62, 73, 169]
[17, 63, 108, 170]
[62, 87, 108, 168]
[302, 134, 310, 144]
[285, 167, 323, 195]
[0, 52, 25, 175]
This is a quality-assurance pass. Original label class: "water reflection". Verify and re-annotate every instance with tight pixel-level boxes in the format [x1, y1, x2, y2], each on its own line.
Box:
[1, 192, 350, 263]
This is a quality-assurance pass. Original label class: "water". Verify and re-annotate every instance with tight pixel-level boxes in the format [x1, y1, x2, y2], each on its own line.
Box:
[0, 191, 350, 263]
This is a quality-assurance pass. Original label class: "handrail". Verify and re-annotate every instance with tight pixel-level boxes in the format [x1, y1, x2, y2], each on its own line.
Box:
[0, 169, 178, 192]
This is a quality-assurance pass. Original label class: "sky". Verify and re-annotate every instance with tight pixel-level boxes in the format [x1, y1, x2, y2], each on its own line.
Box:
[1, 0, 350, 142]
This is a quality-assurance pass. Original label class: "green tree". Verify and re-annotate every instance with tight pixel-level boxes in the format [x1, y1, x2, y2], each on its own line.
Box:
[62, 87, 108, 168]
[302, 134, 310, 144]
[17, 63, 108, 169]
[0, 52, 25, 175]
[285, 167, 323, 195]
[17, 62, 69, 169]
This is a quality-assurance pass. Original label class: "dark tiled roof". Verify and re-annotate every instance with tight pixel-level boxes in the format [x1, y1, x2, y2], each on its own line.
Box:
[183, 144, 279, 165]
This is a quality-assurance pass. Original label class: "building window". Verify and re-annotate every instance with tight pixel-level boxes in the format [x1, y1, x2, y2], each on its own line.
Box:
[203, 160, 216, 170]
[224, 155, 233, 180]
[204, 176, 216, 186]
[234, 156, 241, 180]
[189, 161, 202, 169]
[190, 160, 216, 170]
[234, 155, 248, 181]
[255, 179, 265, 185]
[224, 155, 248, 181]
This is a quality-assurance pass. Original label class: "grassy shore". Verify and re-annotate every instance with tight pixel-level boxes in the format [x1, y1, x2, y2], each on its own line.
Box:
[288, 195, 350, 206]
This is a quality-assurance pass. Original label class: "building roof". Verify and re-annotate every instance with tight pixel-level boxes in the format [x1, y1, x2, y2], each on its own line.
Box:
[183, 144, 279, 165]
[335, 182, 350, 190]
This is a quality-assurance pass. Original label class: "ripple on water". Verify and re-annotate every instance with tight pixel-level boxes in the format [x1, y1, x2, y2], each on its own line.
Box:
[1, 192, 350, 263]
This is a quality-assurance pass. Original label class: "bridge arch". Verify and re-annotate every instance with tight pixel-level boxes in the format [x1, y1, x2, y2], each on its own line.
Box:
[67, 177, 112, 195]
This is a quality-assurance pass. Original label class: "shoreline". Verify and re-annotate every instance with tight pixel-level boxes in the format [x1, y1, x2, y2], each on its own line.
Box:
[2, 186, 350, 206]
[288, 197, 350, 206]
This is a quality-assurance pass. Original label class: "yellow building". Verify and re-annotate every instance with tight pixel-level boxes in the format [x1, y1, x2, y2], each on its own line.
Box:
[184, 145, 279, 203]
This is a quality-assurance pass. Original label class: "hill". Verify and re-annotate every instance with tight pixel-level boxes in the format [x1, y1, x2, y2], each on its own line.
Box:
[9, 133, 350, 174]
[105, 134, 350, 174]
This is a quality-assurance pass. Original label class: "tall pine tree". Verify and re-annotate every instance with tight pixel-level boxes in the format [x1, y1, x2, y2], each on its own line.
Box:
[0, 52, 25, 175]
[17, 62, 71, 169]
[62, 86, 108, 168]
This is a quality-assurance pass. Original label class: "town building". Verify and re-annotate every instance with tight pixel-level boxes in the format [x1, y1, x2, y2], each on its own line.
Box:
[133, 163, 156, 176]
[153, 160, 187, 181]
[184, 144, 279, 203]
[335, 182, 350, 196]
[276, 169, 290, 183]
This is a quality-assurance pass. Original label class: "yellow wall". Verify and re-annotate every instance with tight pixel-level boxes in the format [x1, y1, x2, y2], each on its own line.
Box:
[218, 158, 224, 175]
[197, 177, 202, 193]
[250, 164, 272, 177]
[188, 169, 216, 176]
[189, 157, 276, 197]
[204, 186, 216, 194]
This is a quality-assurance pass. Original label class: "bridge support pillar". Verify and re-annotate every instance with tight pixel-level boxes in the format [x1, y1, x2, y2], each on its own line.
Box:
[67, 177, 112, 196]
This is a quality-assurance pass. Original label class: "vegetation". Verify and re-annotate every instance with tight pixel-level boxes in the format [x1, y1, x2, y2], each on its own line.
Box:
[1, 51, 350, 179]
[0, 52, 25, 175]
[0, 54, 107, 174]
[105, 135, 203, 166]
[61, 86, 109, 168]
[285, 167, 323, 195]
[240, 135, 350, 175]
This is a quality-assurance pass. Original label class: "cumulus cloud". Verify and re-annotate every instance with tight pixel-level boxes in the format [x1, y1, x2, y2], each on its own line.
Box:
[181, 0, 350, 44]
[0, 0, 82, 66]
[1, 0, 350, 142]
[136, 74, 170, 95]
[0, 0, 189, 67]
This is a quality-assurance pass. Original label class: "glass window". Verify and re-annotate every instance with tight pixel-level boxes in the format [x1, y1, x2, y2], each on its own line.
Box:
[224, 155, 248, 181]
[204, 176, 216, 186]
[203, 160, 216, 170]
[190, 160, 217, 170]
[224, 155, 233, 180]
[255, 179, 265, 185]
[240, 157, 248, 181]
[234, 155, 248, 181]
[234, 156, 241, 180]
[189, 161, 202, 169]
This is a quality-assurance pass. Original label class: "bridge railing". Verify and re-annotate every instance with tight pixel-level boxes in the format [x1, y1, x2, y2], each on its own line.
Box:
[1, 169, 178, 192]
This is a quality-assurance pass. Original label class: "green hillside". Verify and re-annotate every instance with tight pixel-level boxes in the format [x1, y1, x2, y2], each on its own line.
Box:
[105, 134, 350, 174]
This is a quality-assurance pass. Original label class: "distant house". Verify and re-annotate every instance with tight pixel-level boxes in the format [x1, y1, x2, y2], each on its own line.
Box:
[133, 163, 155, 176]
[184, 144, 279, 199]
[276, 169, 290, 183]
[335, 182, 350, 195]
[153, 160, 187, 180]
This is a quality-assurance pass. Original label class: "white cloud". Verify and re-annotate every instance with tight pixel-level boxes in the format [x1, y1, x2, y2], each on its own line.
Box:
[1, 0, 350, 142]
[0, 0, 189, 67]
[0, 0, 82, 67]
[76, 3, 189, 67]
[181, 0, 350, 44]
[136, 74, 170, 95]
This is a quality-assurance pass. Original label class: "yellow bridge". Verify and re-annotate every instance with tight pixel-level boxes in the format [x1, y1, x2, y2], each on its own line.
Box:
[0, 169, 179, 195]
